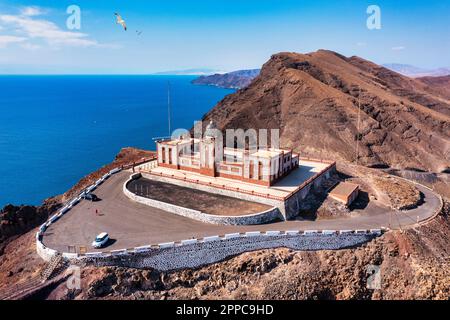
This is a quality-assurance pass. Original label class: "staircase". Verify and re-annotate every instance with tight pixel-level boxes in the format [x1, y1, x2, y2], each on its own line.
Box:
[0, 277, 42, 300]
[39, 253, 65, 281]
[0, 253, 68, 300]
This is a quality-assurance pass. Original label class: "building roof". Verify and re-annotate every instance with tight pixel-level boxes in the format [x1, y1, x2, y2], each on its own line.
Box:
[249, 148, 292, 159]
[329, 182, 359, 198]
[159, 137, 200, 146]
[250, 149, 281, 158]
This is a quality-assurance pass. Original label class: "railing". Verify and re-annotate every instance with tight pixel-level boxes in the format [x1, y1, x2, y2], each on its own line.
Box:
[284, 161, 336, 201]
[79, 228, 385, 259]
[143, 170, 285, 201]
[121, 156, 157, 170]
[142, 159, 336, 202]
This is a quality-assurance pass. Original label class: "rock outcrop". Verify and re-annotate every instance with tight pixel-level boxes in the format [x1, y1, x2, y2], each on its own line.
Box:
[192, 69, 260, 89]
[0, 201, 59, 250]
[202, 50, 450, 172]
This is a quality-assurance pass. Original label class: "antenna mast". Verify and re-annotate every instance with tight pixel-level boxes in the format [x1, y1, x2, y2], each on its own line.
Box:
[167, 81, 171, 136]
[356, 87, 361, 165]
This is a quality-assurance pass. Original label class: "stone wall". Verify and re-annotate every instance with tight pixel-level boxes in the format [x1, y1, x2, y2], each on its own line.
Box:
[283, 166, 333, 219]
[123, 174, 283, 225]
[141, 172, 284, 209]
[140, 162, 336, 220]
[36, 234, 58, 262]
[82, 231, 382, 271]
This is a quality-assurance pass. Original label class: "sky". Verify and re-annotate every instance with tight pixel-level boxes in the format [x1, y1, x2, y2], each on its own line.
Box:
[0, 0, 449, 74]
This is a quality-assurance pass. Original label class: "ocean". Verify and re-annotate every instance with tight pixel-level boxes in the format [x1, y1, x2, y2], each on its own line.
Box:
[0, 75, 234, 207]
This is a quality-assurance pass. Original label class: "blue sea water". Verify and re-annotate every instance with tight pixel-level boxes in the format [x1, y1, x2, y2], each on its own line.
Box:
[0, 75, 234, 207]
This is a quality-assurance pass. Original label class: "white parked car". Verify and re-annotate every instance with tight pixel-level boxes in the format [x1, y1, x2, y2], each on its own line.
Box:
[91, 232, 109, 248]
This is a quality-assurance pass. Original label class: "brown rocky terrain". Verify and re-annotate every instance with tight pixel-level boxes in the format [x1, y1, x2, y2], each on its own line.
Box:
[417, 75, 450, 101]
[0, 201, 59, 249]
[337, 163, 423, 211]
[302, 163, 423, 219]
[0, 147, 448, 300]
[1, 50, 449, 301]
[45, 203, 449, 300]
[203, 50, 450, 173]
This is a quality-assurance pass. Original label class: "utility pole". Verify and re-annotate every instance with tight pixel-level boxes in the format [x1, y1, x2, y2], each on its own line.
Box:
[167, 81, 171, 137]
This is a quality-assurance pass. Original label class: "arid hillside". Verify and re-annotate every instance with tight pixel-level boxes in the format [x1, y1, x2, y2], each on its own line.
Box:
[417, 75, 450, 101]
[0, 147, 448, 300]
[203, 50, 450, 172]
[47, 205, 450, 300]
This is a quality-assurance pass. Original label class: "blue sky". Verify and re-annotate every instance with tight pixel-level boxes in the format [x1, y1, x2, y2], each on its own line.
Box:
[0, 0, 449, 74]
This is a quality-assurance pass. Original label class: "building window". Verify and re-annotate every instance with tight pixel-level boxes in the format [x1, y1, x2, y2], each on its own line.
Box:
[258, 161, 264, 180]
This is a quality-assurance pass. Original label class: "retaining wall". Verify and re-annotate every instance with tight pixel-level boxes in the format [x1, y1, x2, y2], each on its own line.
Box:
[82, 230, 382, 271]
[123, 173, 283, 225]
[140, 161, 336, 220]
[141, 172, 284, 209]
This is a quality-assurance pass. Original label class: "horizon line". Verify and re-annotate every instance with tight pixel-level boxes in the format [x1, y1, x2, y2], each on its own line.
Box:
[0, 73, 207, 76]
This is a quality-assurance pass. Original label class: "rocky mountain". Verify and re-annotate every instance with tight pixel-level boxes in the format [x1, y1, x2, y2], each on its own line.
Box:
[416, 75, 450, 101]
[383, 63, 450, 78]
[203, 50, 450, 173]
[192, 69, 260, 89]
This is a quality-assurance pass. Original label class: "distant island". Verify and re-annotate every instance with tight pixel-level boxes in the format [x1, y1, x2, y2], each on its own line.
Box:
[192, 69, 260, 89]
[153, 68, 226, 76]
[382, 63, 450, 78]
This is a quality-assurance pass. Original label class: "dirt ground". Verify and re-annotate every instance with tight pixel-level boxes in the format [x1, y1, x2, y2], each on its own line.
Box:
[127, 177, 272, 216]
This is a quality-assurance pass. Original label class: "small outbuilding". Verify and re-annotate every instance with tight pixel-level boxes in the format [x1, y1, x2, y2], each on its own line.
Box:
[329, 182, 360, 206]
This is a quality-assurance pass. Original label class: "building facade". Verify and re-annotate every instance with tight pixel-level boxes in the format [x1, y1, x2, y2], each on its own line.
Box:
[156, 135, 299, 187]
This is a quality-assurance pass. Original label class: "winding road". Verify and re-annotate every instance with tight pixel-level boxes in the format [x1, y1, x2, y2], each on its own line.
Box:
[42, 171, 442, 252]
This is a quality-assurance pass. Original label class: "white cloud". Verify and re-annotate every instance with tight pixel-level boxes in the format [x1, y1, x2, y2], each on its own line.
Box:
[392, 46, 406, 51]
[0, 35, 27, 47]
[0, 9, 106, 49]
[20, 6, 46, 17]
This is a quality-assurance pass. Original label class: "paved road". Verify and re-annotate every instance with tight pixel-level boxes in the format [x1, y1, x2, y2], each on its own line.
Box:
[42, 171, 441, 252]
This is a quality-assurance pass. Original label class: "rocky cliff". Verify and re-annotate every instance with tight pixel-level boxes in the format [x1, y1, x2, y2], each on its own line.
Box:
[0, 147, 448, 300]
[192, 69, 260, 89]
[203, 50, 450, 173]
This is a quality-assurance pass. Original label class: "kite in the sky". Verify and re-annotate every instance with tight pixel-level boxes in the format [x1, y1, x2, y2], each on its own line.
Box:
[114, 12, 127, 31]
